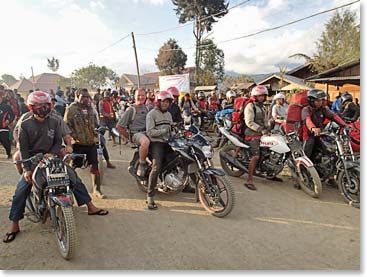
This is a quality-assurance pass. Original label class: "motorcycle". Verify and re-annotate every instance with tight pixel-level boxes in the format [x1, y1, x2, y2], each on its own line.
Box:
[16, 153, 87, 259]
[312, 121, 360, 207]
[218, 126, 322, 198]
[120, 125, 235, 217]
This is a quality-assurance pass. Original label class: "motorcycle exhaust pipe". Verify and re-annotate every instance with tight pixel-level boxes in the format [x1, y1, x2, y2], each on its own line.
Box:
[219, 151, 248, 172]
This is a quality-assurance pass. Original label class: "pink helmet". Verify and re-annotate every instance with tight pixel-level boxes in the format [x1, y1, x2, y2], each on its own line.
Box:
[166, 86, 179, 97]
[251, 85, 268, 96]
[154, 90, 174, 106]
[27, 91, 51, 106]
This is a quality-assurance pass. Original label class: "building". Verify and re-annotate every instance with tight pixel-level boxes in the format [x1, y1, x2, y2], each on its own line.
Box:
[306, 59, 360, 100]
[257, 73, 312, 95]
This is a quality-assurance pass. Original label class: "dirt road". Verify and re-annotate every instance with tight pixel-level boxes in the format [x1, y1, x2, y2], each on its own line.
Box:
[0, 141, 360, 270]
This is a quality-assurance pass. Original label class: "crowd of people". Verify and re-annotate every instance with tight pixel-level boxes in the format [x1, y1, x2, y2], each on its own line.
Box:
[0, 83, 360, 243]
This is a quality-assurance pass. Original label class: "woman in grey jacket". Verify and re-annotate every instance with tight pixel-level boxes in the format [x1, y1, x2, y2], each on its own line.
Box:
[145, 91, 173, 210]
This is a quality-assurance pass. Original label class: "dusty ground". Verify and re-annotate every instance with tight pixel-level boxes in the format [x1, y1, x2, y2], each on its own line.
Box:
[0, 138, 360, 270]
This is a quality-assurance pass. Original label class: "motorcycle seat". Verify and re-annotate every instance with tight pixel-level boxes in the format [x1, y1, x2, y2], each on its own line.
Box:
[230, 132, 247, 144]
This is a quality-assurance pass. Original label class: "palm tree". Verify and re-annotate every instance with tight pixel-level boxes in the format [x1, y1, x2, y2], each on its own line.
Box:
[47, 57, 60, 72]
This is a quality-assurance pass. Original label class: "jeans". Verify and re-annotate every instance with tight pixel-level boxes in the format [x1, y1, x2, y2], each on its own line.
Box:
[147, 142, 171, 198]
[9, 172, 92, 221]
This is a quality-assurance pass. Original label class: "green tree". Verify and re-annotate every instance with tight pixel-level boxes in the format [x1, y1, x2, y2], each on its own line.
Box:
[199, 39, 225, 85]
[313, 9, 359, 72]
[289, 9, 360, 72]
[172, 0, 228, 83]
[155, 39, 187, 75]
[71, 63, 118, 89]
[1, 74, 17, 86]
[47, 57, 60, 72]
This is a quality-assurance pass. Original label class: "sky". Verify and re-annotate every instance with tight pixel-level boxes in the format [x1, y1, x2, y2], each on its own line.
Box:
[0, 0, 361, 80]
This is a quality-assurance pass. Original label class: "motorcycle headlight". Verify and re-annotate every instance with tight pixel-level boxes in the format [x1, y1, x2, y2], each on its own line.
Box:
[202, 145, 214, 159]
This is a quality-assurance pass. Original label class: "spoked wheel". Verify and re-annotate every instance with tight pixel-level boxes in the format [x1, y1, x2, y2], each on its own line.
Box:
[133, 159, 148, 192]
[337, 167, 360, 208]
[198, 175, 235, 218]
[219, 144, 247, 177]
[98, 154, 104, 185]
[55, 206, 77, 260]
[25, 192, 41, 223]
[298, 165, 322, 198]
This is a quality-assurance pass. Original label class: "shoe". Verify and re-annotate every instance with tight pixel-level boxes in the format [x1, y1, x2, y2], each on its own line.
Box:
[146, 200, 158, 210]
[106, 161, 116, 169]
[137, 162, 147, 177]
[244, 183, 257, 191]
[7, 155, 11, 160]
[182, 186, 195, 193]
[93, 190, 106, 199]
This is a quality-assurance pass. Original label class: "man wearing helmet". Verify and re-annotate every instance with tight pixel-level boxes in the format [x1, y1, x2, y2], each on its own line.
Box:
[208, 90, 219, 111]
[167, 86, 182, 124]
[3, 91, 108, 243]
[301, 89, 348, 158]
[0, 87, 15, 159]
[179, 92, 197, 113]
[145, 91, 174, 210]
[340, 91, 360, 122]
[270, 93, 288, 130]
[222, 90, 236, 110]
[243, 85, 270, 190]
[196, 91, 208, 129]
[64, 88, 106, 199]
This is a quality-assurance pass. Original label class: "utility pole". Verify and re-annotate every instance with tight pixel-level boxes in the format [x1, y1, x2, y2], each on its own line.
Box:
[31, 66, 35, 91]
[131, 32, 141, 88]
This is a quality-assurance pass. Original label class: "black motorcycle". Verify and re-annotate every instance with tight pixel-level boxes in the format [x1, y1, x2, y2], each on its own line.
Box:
[312, 121, 360, 207]
[125, 125, 235, 217]
[16, 153, 87, 259]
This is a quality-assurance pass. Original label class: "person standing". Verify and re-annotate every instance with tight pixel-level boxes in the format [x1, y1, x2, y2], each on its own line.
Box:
[98, 90, 117, 145]
[64, 88, 106, 199]
[0, 88, 15, 159]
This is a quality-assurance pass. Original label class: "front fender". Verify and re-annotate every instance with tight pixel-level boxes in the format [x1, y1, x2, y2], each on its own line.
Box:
[294, 156, 314, 168]
[203, 168, 226, 176]
[50, 194, 74, 207]
[340, 160, 360, 170]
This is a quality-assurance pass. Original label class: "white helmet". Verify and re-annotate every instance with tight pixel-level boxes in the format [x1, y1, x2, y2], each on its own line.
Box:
[273, 93, 285, 100]
[226, 90, 236, 99]
[251, 85, 268, 96]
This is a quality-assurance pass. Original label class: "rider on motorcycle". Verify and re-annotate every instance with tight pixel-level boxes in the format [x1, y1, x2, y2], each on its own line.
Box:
[301, 89, 348, 158]
[339, 92, 360, 122]
[116, 88, 150, 177]
[167, 86, 183, 124]
[179, 92, 197, 113]
[3, 91, 108, 244]
[243, 85, 271, 190]
[146, 91, 174, 210]
[221, 90, 236, 110]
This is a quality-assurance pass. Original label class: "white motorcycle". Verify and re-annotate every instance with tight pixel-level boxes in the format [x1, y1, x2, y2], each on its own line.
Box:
[218, 127, 322, 198]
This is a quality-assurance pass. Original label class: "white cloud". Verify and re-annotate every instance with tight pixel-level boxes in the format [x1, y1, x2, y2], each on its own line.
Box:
[89, 0, 105, 11]
[209, 1, 331, 74]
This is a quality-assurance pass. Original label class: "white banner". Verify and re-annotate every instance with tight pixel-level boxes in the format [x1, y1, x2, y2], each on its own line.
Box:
[159, 73, 190, 94]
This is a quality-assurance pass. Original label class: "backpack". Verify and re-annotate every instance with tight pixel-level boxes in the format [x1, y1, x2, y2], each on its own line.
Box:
[285, 90, 309, 136]
[231, 97, 255, 135]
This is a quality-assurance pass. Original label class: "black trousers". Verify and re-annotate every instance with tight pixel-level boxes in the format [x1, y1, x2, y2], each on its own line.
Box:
[147, 142, 171, 198]
[0, 130, 11, 157]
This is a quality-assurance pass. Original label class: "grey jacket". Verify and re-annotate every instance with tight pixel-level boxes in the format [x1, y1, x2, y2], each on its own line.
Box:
[146, 108, 173, 143]
[244, 102, 268, 137]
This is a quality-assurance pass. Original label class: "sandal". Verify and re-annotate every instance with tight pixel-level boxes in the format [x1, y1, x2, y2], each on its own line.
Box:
[88, 209, 109, 216]
[3, 230, 20, 243]
[244, 183, 257, 191]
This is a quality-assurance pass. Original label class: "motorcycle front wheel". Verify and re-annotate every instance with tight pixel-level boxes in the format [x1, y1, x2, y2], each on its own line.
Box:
[55, 206, 77, 260]
[337, 166, 360, 208]
[297, 165, 322, 198]
[198, 174, 235, 218]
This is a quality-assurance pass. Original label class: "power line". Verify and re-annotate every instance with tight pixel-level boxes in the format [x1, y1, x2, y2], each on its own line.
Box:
[144, 0, 359, 52]
[95, 33, 130, 53]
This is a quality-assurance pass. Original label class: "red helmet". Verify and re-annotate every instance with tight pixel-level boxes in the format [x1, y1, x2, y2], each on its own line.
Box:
[166, 86, 179, 97]
[27, 91, 51, 106]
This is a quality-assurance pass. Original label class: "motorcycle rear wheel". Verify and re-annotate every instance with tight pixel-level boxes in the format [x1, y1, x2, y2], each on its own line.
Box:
[337, 167, 360, 208]
[55, 206, 77, 260]
[219, 144, 246, 177]
[298, 165, 322, 198]
[198, 175, 235, 218]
